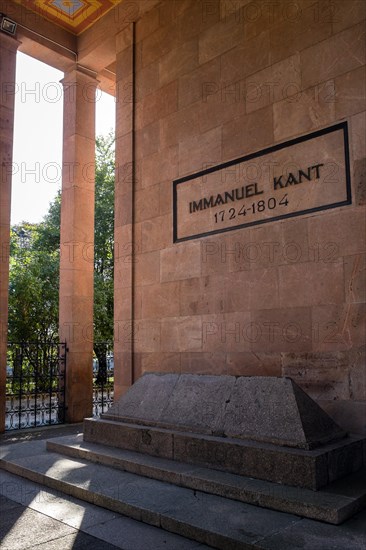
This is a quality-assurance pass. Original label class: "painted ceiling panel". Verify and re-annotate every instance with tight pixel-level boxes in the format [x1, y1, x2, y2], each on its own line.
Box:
[13, 0, 122, 34]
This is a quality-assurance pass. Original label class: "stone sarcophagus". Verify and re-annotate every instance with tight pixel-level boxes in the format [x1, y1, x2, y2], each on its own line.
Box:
[84, 374, 365, 491]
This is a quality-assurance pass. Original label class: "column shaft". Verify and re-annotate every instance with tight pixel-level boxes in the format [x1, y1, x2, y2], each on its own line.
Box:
[59, 67, 97, 422]
[114, 25, 135, 399]
[0, 34, 20, 433]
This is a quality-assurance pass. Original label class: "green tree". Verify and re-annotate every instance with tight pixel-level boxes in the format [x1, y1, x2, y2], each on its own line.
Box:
[8, 133, 115, 385]
[93, 133, 115, 384]
[8, 222, 60, 391]
[8, 222, 59, 343]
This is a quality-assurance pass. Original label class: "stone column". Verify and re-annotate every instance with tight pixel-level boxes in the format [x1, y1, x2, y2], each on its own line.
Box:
[59, 67, 97, 423]
[114, 25, 135, 399]
[0, 33, 20, 433]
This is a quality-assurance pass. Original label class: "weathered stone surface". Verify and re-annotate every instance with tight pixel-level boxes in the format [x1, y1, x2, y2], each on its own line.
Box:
[158, 374, 235, 433]
[104, 372, 178, 422]
[103, 374, 346, 450]
[171, 431, 328, 490]
[85, 415, 365, 490]
[0, 446, 302, 550]
[85, 374, 366, 490]
[47, 434, 366, 525]
[84, 418, 174, 459]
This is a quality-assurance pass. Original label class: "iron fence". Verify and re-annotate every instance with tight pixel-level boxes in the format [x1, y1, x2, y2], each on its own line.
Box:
[5, 341, 114, 429]
[5, 341, 66, 431]
[92, 343, 114, 417]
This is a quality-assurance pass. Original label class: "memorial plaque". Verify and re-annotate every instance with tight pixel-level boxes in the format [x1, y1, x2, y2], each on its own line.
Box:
[173, 122, 351, 243]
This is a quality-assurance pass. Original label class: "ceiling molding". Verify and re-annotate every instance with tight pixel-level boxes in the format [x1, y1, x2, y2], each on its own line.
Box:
[12, 0, 123, 35]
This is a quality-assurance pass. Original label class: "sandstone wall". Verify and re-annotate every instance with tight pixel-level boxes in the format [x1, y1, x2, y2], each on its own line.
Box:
[115, 0, 366, 433]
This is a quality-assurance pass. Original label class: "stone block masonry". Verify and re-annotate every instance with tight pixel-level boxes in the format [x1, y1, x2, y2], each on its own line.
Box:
[113, 0, 366, 435]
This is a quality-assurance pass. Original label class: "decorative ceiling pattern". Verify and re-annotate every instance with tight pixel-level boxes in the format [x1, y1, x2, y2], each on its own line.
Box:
[14, 0, 122, 34]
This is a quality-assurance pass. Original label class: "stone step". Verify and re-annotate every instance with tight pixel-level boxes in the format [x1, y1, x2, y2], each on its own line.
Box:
[0, 447, 305, 550]
[84, 417, 365, 491]
[46, 434, 366, 525]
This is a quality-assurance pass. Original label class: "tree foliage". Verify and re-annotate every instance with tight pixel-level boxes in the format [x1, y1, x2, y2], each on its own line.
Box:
[8, 133, 115, 383]
[9, 221, 59, 343]
[8, 222, 60, 392]
[93, 133, 115, 383]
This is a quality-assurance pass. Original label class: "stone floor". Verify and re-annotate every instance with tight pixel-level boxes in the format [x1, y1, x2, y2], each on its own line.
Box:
[0, 425, 211, 550]
[1, 424, 366, 550]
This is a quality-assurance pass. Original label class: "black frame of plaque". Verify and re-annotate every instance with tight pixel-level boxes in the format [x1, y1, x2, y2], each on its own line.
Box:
[173, 122, 351, 243]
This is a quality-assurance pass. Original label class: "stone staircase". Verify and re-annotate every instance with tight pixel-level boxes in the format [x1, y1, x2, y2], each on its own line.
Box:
[0, 433, 364, 550]
[48, 435, 366, 525]
[1, 374, 365, 549]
